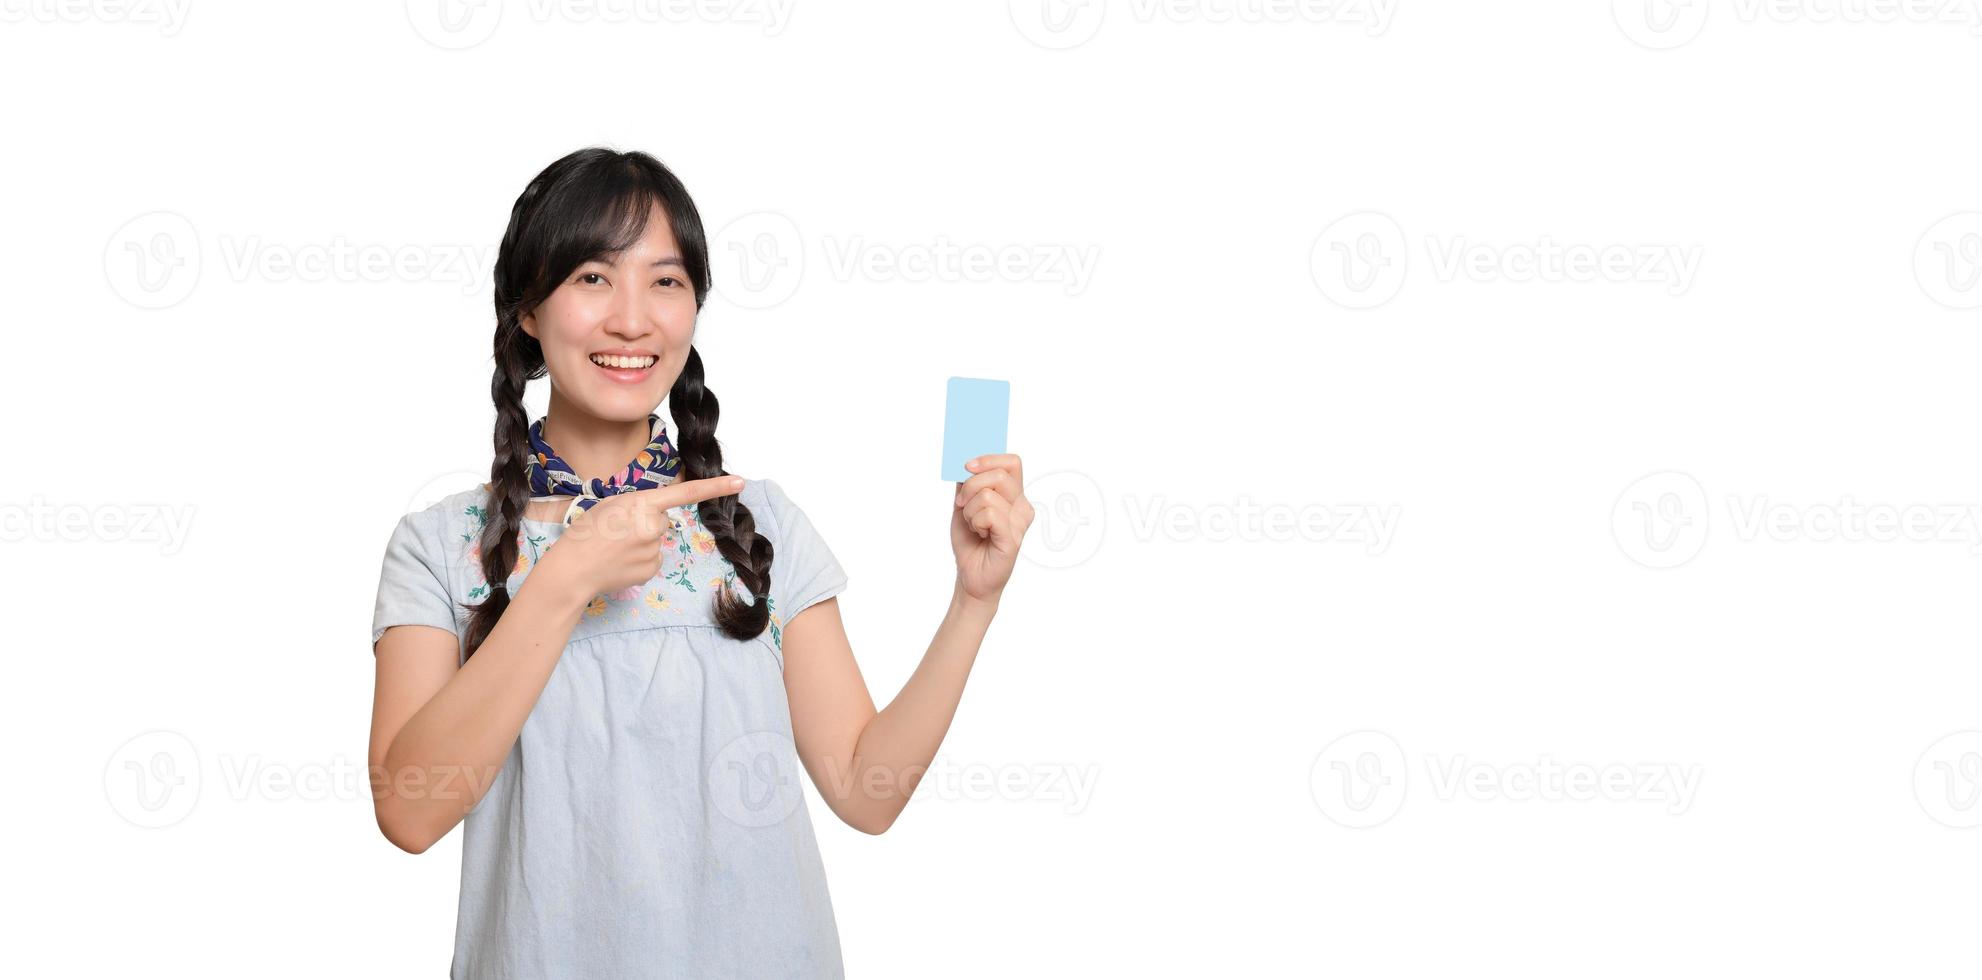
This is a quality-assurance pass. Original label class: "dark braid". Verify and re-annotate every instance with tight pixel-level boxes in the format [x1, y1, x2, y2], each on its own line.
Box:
[460, 146, 773, 657]
[461, 305, 541, 660]
[671, 345, 773, 641]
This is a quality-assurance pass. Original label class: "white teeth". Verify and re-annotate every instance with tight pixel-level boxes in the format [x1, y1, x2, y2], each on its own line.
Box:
[591, 354, 656, 370]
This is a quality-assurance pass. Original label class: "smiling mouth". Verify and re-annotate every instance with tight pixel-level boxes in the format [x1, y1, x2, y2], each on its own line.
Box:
[590, 353, 658, 370]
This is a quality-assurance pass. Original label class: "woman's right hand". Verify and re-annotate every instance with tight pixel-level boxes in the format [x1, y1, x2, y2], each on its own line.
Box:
[536, 475, 745, 601]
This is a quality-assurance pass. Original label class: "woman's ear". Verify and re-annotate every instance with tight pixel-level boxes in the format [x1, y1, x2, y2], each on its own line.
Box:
[520, 310, 537, 339]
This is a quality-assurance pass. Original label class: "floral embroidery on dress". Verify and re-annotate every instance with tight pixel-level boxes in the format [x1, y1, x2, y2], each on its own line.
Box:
[458, 496, 761, 632]
[451, 469, 797, 645]
[461, 505, 542, 601]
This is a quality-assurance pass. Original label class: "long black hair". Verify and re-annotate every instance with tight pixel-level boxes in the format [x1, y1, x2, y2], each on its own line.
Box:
[462, 147, 772, 659]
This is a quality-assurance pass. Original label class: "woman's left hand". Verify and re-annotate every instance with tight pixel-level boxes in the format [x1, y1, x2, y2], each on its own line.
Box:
[951, 453, 1034, 605]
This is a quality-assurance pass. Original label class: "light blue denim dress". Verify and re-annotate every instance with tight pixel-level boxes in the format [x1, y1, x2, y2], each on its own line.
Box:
[370, 477, 848, 979]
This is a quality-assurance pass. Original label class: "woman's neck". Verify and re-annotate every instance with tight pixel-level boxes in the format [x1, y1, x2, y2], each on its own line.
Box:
[538, 392, 654, 487]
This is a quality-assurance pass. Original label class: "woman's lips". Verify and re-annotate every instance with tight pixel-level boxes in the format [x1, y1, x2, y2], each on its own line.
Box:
[589, 352, 657, 384]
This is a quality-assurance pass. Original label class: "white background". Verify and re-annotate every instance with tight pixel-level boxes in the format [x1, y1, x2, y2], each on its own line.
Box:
[7, 0, 1982, 976]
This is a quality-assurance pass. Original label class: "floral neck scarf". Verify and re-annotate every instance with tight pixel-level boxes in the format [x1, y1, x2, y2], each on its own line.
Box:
[524, 413, 684, 526]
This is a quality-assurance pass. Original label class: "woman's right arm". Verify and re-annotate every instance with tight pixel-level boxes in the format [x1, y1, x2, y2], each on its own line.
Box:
[369, 553, 590, 854]
[366, 475, 743, 854]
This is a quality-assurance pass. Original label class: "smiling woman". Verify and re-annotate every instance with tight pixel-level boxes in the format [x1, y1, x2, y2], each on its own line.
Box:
[366, 146, 1032, 979]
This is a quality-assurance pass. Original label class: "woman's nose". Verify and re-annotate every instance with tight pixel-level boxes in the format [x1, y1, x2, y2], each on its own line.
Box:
[602, 289, 654, 337]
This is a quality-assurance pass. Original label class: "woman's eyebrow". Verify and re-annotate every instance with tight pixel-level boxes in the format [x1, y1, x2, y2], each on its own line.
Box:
[585, 253, 686, 268]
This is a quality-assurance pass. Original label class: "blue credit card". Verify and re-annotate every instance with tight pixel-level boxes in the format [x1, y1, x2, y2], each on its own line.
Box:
[940, 377, 1010, 481]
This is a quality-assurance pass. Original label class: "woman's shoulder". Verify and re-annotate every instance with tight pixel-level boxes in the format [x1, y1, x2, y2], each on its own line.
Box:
[407, 482, 493, 530]
[735, 475, 812, 540]
[736, 474, 777, 510]
[386, 482, 493, 558]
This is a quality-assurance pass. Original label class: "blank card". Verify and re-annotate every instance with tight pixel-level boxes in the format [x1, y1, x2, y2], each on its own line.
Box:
[940, 377, 1010, 482]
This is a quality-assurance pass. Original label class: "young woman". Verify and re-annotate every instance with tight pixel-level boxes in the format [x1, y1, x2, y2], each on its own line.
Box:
[367, 147, 1032, 978]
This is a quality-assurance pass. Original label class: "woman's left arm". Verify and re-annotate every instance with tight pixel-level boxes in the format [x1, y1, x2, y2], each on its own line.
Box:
[781, 453, 1034, 835]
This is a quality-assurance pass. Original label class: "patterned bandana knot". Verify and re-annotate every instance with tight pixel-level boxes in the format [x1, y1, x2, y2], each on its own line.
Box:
[523, 414, 684, 526]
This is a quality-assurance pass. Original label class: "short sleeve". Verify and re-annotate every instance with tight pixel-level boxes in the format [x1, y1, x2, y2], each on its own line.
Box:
[370, 510, 460, 650]
[759, 478, 849, 628]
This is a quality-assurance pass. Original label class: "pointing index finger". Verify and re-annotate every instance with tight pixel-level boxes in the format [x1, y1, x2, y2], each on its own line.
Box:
[627, 475, 746, 512]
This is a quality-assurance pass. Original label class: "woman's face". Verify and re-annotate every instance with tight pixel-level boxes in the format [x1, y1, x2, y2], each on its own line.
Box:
[522, 204, 698, 424]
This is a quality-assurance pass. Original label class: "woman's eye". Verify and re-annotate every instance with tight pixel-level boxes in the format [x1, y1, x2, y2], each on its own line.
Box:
[577, 272, 606, 285]
[656, 276, 682, 288]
